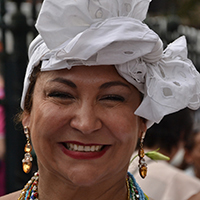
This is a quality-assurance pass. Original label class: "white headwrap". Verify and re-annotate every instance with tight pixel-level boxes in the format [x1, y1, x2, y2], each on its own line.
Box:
[21, 0, 200, 128]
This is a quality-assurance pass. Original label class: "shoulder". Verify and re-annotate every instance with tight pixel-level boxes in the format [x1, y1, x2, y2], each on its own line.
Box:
[149, 161, 200, 187]
[0, 190, 21, 200]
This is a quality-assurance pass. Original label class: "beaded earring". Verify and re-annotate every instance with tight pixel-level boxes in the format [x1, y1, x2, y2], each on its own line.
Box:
[138, 132, 147, 179]
[22, 126, 33, 173]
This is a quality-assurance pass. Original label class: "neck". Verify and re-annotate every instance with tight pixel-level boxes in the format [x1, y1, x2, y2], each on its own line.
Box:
[38, 169, 128, 200]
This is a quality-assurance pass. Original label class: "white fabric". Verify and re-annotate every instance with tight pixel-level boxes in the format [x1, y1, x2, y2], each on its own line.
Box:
[21, 0, 200, 128]
[35, 0, 152, 50]
[185, 166, 196, 177]
[129, 153, 200, 200]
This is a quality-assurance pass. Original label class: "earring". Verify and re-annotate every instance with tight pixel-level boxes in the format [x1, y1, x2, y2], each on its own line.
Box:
[22, 126, 33, 173]
[138, 132, 147, 179]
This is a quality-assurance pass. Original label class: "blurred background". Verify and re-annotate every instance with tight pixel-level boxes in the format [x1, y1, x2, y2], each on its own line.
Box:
[0, 0, 200, 195]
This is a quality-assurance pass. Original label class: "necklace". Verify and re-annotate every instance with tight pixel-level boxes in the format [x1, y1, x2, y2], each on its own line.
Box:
[18, 172, 39, 200]
[126, 174, 139, 200]
[18, 172, 147, 200]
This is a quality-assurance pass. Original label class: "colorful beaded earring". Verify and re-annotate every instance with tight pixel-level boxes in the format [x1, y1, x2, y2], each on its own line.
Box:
[138, 132, 147, 179]
[22, 126, 33, 173]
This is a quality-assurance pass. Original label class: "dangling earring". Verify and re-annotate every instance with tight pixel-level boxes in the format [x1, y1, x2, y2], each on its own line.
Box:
[138, 132, 147, 179]
[22, 126, 33, 173]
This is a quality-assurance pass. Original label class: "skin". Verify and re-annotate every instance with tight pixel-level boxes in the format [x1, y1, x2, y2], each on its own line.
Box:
[0, 65, 146, 200]
[185, 132, 200, 179]
[188, 192, 200, 200]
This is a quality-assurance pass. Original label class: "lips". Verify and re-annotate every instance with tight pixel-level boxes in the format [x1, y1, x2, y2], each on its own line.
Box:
[60, 142, 110, 159]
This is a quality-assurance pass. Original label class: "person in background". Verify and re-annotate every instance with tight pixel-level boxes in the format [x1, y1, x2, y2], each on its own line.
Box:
[181, 109, 200, 179]
[188, 192, 200, 200]
[129, 108, 200, 200]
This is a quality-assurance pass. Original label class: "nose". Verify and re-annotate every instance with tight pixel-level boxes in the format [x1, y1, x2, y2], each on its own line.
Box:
[70, 103, 102, 134]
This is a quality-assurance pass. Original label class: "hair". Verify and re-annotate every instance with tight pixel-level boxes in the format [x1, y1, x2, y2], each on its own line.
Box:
[143, 108, 194, 154]
[24, 65, 41, 112]
[15, 65, 41, 124]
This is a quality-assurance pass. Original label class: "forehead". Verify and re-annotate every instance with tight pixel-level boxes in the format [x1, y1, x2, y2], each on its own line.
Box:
[38, 65, 132, 85]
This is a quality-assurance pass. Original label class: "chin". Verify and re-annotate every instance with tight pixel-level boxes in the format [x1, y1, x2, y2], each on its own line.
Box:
[60, 164, 109, 186]
[67, 171, 103, 187]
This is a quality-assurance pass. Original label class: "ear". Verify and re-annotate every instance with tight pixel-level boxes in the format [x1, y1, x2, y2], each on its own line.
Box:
[22, 111, 31, 128]
[138, 117, 147, 138]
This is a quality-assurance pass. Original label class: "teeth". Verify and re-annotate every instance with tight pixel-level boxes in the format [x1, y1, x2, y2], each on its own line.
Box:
[90, 146, 95, 152]
[74, 144, 78, 151]
[84, 146, 90, 152]
[78, 145, 84, 151]
[66, 143, 103, 152]
[95, 146, 101, 151]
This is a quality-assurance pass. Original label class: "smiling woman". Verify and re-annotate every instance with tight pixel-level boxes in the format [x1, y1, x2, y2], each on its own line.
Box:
[1, 0, 200, 200]
[22, 65, 143, 190]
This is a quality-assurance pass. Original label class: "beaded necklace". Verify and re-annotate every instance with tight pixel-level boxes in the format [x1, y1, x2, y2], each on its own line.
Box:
[18, 172, 148, 200]
[18, 172, 39, 200]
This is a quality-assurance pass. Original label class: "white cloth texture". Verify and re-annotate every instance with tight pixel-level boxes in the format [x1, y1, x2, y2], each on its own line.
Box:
[129, 154, 200, 200]
[21, 0, 200, 128]
[185, 166, 196, 177]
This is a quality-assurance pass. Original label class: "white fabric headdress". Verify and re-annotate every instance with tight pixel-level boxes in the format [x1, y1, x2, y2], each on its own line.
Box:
[21, 0, 200, 128]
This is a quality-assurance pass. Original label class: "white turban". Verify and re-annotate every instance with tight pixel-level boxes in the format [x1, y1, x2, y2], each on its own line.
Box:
[21, 0, 200, 128]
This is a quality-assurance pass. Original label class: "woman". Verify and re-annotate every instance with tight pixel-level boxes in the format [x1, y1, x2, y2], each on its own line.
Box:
[1, 0, 200, 199]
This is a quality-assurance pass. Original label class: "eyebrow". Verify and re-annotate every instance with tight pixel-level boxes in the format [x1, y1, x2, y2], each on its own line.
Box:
[99, 81, 131, 89]
[49, 78, 130, 90]
[50, 78, 77, 88]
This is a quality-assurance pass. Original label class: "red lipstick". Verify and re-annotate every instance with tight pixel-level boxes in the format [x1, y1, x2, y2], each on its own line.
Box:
[60, 141, 110, 160]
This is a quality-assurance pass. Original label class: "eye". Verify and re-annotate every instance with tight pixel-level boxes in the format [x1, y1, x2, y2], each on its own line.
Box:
[47, 91, 74, 99]
[100, 95, 125, 102]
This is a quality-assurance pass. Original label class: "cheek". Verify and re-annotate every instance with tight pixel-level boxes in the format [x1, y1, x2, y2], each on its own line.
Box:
[31, 100, 70, 130]
[104, 108, 140, 147]
[29, 103, 69, 152]
[104, 111, 140, 169]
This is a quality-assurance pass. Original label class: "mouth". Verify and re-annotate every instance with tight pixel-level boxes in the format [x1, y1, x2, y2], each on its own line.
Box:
[60, 142, 110, 159]
[63, 143, 104, 152]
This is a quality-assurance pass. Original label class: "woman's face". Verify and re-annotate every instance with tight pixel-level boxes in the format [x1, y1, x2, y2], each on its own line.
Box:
[22, 65, 146, 186]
